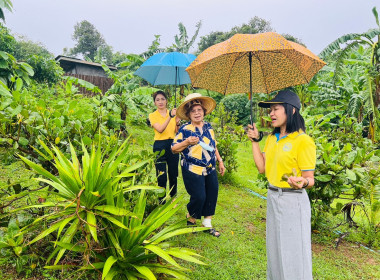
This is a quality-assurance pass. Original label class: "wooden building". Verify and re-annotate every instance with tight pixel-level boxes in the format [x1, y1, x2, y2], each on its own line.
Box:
[55, 55, 116, 94]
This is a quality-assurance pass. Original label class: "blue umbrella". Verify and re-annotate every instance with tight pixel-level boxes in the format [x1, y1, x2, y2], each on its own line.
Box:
[134, 52, 196, 106]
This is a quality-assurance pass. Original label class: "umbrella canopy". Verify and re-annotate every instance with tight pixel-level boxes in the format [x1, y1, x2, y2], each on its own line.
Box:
[186, 32, 326, 95]
[135, 52, 196, 86]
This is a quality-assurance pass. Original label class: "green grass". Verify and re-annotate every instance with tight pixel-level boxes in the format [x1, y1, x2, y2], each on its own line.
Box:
[0, 127, 379, 280]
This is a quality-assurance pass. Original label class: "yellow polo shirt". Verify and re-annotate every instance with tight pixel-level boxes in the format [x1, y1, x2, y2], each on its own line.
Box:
[149, 110, 177, 140]
[263, 131, 316, 188]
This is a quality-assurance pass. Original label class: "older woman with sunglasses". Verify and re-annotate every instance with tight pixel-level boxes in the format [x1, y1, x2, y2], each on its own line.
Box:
[172, 93, 225, 237]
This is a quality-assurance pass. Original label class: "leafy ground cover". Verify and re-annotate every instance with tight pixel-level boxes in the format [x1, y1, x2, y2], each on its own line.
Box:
[0, 127, 379, 279]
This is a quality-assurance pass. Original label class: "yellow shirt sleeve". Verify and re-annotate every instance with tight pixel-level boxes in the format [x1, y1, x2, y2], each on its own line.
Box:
[263, 134, 271, 154]
[149, 112, 159, 127]
[297, 135, 316, 171]
[149, 110, 176, 140]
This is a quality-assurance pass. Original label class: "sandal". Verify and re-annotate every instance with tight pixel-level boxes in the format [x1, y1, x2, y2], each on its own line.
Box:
[187, 220, 196, 226]
[207, 228, 221, 237]
[186, 215, 196, 226]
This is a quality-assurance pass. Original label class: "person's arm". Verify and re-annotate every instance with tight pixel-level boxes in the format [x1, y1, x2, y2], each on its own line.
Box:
[247, 124, 265, 174]
[215, 148, 225, 176]
[287, 170, 315, 189]
[151, 109, 176, 133]
[171, 136, 199, 154]
[288, 136, 316, 189]
[175, 116, 181, 133]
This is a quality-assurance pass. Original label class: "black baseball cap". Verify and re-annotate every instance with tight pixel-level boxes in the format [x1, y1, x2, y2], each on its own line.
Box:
[258, 89, 301, 110]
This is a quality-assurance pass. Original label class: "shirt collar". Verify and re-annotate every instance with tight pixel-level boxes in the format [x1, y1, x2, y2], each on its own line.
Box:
[275, 130, 304, 141]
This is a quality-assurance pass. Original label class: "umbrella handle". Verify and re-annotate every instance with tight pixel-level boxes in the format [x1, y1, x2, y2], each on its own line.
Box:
[251, 131, 264, 142]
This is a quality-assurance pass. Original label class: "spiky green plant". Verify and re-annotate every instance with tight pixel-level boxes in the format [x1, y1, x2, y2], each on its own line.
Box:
[16, 137, 159, 263]
[16, 137, 206, 279]
[67, 193, 208, 280]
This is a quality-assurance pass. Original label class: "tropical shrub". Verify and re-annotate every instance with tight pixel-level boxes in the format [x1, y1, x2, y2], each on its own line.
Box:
[25, 55, 63, 85]
[0, 219, 38, 277]
[305, 111, 380, 245]
[0, 23, 16, 53]
[0, 51, 34, 90]
[208, 104, 240, 181]
[220, 93, 250, 125]
[0, 71, 122, 172]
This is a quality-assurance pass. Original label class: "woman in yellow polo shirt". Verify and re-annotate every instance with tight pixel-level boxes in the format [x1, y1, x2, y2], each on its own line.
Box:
[149, 91, 181, 203]
[247, 89, 316, 280]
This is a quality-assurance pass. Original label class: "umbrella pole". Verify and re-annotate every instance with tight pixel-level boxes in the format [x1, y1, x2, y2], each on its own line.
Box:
[249, 52, 253, 125]
[249, 52, 263, 141]
[174, 67, 178, 107]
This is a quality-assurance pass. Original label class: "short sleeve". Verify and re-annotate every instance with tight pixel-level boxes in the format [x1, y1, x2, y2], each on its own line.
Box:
[148, 112, 158, 127]
[263, 135, 271, 154]
[172, 126, 185, 146]
[297, 135, 316, 171]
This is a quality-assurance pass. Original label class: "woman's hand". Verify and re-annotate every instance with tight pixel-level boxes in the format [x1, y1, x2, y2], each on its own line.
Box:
[186, 136, 199, 146]
[218, 161, 225, 176]
[247, 124, 259, 141]
[287, 176, 307, 189]
[170, 108, 177, 117]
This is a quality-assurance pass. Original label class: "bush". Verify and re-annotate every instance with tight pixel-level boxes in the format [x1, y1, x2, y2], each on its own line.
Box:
[220, 93, 250, 125]
[26, 55, 63, 85]
[208, 104, 241, 182]
[305, 111, 380, 246]
[0, 23, 16, 54]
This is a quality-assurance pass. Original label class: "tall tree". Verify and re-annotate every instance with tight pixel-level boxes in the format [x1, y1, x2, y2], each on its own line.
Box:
[69, 20, 111, 61]
[281, 33, 305, 46]
[197, 17, 273, 53]
[320, 7, 380, 142]
[166, 21, 202, 53]
[13, 36, 52, 60]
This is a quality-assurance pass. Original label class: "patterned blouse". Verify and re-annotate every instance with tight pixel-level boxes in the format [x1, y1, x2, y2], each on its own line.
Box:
[172, 122, 217, 176]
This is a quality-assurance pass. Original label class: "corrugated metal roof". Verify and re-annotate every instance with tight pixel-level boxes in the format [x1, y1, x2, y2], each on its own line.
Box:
[55, 55, 117, 70]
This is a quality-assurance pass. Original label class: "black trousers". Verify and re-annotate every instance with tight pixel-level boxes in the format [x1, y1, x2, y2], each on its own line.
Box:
[182, 167, 219, 219]
[153, 139, 179, 198]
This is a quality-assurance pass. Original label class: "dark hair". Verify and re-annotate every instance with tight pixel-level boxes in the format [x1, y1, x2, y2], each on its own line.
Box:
[185, 102, 207, 119]
[153, 90, 167, 101]
[272, 103, 305, 135]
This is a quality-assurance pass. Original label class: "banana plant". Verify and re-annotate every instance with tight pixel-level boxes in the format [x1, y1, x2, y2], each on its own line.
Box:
[320, 6, 380, 142]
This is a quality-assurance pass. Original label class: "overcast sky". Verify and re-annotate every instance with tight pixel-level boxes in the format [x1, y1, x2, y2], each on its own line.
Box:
[3, 0, 379, 57]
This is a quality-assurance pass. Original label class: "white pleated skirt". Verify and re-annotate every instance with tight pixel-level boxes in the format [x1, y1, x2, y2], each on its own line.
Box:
[266, 185, 313, 280]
